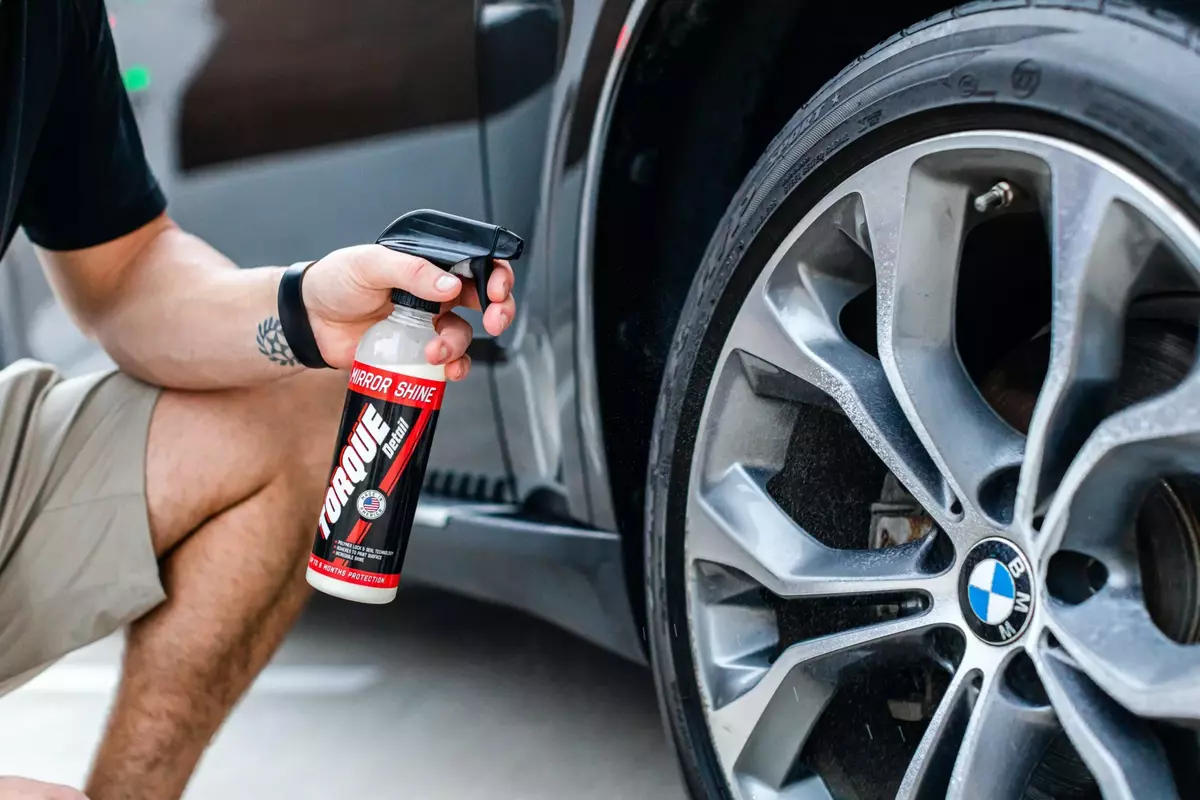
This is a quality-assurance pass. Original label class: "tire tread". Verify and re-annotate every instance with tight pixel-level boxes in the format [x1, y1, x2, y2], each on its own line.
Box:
[808, 0, 1198, 138]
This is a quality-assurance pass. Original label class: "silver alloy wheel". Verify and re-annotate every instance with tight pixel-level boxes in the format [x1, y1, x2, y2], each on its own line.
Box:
[686, 131, 1200, 799]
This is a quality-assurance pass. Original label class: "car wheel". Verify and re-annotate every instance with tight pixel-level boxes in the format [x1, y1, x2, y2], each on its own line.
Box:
[646, 2, 1200, 798]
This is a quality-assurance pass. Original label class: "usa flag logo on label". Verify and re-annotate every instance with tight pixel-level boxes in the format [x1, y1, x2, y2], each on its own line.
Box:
[356, 489, 386, 520]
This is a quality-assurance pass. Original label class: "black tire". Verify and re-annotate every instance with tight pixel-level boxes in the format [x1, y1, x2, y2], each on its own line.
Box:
[645, 2, 1200, 798]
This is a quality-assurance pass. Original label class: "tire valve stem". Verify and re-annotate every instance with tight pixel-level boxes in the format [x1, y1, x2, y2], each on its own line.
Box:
[973, 180, 1015, 213]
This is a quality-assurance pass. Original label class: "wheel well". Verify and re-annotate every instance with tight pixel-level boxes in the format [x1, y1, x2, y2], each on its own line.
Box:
[592, 0, 957, 620]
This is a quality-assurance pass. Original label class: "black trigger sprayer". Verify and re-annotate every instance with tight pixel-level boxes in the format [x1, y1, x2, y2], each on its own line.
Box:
[307, 210, 524, 603]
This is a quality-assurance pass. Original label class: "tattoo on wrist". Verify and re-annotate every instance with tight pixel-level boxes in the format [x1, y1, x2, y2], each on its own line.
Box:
[256, 317, 297, 366]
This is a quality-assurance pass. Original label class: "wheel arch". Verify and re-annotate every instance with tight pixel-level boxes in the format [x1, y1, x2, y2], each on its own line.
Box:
[584, 0, 958, 626]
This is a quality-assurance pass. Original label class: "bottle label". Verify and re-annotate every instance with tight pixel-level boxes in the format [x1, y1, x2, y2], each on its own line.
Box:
[308, 362, 444, 588]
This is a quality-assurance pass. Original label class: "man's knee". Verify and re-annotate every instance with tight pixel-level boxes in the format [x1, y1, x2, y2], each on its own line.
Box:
[203, 367, 347, 514]
[253, 368, 346, 489]
[146, 369, 346, 554]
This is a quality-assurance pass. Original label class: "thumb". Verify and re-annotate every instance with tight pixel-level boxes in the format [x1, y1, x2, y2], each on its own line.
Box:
[350, 245, 461, 303]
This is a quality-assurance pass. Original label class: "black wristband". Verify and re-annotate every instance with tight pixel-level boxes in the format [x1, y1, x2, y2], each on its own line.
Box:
[277, 261, 331, 369]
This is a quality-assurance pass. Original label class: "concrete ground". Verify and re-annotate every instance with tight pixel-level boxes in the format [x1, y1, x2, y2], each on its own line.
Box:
[0, 588, 687, 800]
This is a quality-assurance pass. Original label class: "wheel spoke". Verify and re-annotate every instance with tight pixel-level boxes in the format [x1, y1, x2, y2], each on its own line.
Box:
[1034, 371, 1200, 722]
[689, 464, 948, 598]
[1017, 156, 1166, 526]
[1037, 372, 1200, 561]
[692, 600, 781, 708]
[736, 774, 836, 800]
[1034, 643, 1179, 800]
[722, 247, 948, 518]
[709, 615, 939, 789]
[944, 666, 1058, 799]
[866, 163, 1025, 518]
[1047, 591, 1200, 721]
[895, 666, 978, 800]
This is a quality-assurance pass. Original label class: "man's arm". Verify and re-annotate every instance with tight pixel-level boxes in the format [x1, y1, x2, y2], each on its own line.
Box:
[35, 214, 516, 390]
[19, 2, 519, 391]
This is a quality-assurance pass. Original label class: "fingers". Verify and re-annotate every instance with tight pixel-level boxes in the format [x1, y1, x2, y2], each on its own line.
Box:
[445, 259, 515, 311]
[351, 245, 463, 305]
[432, 258, 516, 337]
[426, 313, 473, 380]
[445, 354, 472, 381]
[344, 246, 516, 344]
[451, 283, 515, 335]
[488, 259, 516, 304]
[427, 313, 473, 381]
[481, 259, 516, 336]
[481, 296, 515, 337]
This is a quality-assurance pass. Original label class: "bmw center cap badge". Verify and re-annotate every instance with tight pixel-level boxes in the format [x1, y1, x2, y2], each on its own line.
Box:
[959, 538, 1034, 645]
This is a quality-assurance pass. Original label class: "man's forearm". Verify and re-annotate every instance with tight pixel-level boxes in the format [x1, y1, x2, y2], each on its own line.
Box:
[52, 223, 307, 390]
[40, 213, 504, 391]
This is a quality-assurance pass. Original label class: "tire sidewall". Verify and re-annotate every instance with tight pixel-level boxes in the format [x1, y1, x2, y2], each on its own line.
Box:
[644, 5, 1200, 798]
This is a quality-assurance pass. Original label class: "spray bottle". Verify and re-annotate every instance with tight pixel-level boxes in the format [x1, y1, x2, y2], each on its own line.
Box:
[306, 210, 524, 604]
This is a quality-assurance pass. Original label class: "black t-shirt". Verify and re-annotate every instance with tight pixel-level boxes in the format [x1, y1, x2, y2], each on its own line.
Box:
[0, 0, 165, 256]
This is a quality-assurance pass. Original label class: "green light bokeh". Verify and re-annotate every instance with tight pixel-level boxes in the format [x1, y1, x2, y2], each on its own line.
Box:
[123, 65, 152, 94]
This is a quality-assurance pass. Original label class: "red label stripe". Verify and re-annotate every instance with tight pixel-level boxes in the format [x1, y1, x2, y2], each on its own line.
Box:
[309, 553, 400, 589]
[331, 406, 433, 566]
[347, 362, 444, 409]
[379, 407, 432, 496]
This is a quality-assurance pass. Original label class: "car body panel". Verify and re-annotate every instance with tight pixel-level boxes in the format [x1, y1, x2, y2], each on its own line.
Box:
[486, 0, 633, 529]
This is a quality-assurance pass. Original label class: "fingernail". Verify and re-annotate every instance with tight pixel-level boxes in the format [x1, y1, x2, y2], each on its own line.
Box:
[501, 279, 511, 297]
[436, 343, 449, 363]
[436, 274, 459, 292]
[498, 311, 510, 328]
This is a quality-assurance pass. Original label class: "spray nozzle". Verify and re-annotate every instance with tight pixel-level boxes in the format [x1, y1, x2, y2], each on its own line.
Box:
[376, 210, 524, 314]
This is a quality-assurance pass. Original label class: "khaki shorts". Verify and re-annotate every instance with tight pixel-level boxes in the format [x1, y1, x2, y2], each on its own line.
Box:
[0, 360, 164, 694]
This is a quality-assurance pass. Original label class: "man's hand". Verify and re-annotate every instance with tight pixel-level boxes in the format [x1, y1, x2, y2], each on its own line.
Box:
[301, 245, 516, 380]
[0, 777, 87, 800]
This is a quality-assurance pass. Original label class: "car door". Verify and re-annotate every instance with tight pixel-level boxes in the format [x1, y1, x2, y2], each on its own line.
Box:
[474, 0, 575, 515]
[0, 0, 510, 489]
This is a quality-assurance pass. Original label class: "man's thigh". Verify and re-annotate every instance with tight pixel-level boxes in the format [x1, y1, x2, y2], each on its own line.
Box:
[144, 367, 345, 557]
[0, 360, 164, 692]
[0, 360, 344, 693]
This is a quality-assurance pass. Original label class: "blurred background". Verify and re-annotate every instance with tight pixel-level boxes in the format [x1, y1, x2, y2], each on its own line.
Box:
[0, 1, 684, 797]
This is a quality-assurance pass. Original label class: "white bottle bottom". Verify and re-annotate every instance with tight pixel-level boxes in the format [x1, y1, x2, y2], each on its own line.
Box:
[306, 568, 399, 604]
